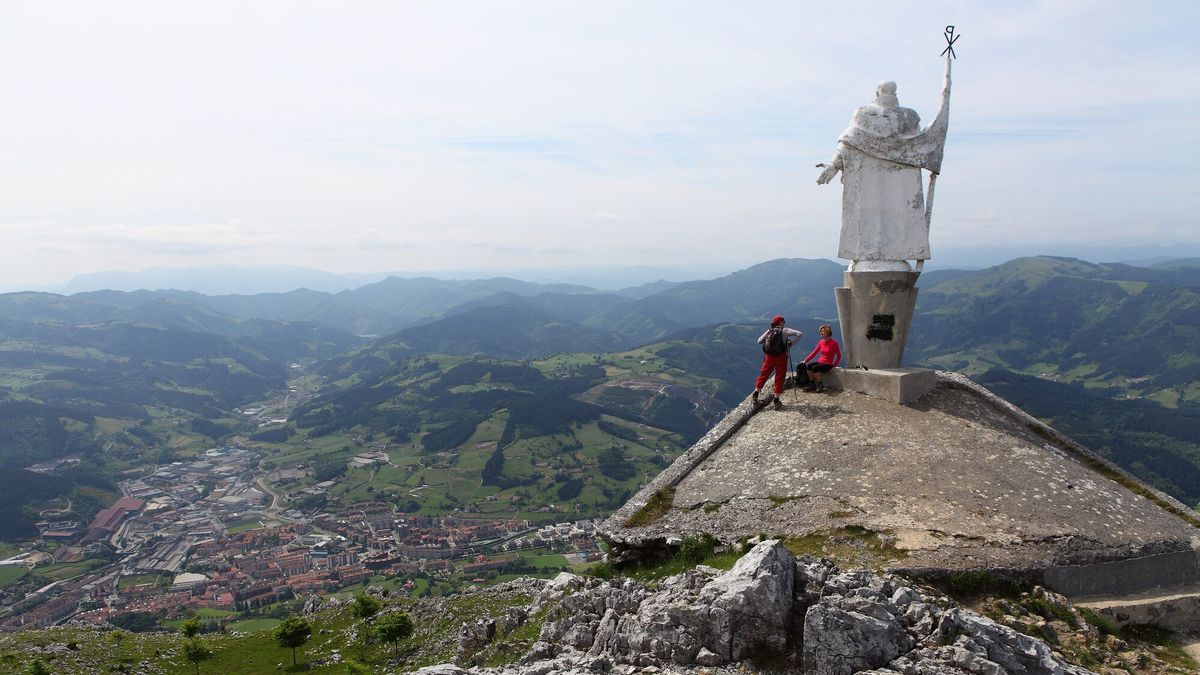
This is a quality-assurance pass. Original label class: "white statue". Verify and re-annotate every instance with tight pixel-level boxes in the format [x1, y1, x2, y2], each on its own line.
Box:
[817, 59, 951, 272]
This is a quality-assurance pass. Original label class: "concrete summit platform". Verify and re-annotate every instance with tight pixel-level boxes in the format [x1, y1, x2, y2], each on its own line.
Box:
[601, 372, 1200, 598]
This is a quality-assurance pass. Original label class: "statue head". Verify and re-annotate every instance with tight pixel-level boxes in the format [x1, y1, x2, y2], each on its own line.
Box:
[874, 81, 899, 109]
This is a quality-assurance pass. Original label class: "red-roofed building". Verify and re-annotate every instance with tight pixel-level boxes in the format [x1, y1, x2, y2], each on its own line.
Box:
[83, 497, 145, 542]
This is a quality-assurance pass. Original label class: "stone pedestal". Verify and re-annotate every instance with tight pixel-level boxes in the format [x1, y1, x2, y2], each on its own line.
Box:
[834, 270, 920, 369]
[825, 367, 935, 404]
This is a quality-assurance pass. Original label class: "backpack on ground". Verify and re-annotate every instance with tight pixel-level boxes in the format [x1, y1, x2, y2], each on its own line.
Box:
[762, 326, 787, 355]
[794, 364, 810, 387]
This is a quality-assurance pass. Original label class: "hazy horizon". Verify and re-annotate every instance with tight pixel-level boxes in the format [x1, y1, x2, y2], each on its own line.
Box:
[9, 239, 1200, 297]
[3, 2, 1197, 290]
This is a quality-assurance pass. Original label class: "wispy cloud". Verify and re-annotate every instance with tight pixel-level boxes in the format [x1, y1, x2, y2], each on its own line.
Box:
[0, 1, 1197, 288]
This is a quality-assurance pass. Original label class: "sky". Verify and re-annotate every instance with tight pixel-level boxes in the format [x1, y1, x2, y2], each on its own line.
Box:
[2, 1, 1198, 291]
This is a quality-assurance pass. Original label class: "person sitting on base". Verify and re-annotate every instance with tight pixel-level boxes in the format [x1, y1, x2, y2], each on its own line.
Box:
[801, 324, 841, 393]
[752, 315, 803, 410]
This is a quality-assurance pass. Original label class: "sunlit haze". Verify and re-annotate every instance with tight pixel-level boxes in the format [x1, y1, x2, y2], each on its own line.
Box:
[2, 1, 1198, 291]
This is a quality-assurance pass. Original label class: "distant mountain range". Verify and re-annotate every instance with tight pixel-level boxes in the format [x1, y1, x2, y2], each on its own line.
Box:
[31, 243, 1200, 296]
[1, 254, 1199, 539]
[2, 259, 840, 338]
[41, 263, 733, 296]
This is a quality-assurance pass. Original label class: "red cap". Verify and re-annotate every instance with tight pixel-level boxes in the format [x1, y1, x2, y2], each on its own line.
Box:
[772, 315, 785, 326]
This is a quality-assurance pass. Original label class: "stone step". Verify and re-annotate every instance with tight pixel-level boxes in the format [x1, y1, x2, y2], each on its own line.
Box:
[1076, 585, 1200, 633]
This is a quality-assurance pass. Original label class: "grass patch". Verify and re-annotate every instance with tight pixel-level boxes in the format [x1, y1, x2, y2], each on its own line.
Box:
[782, 526, 907, 570]
[117, 573, 168, 590]
[941, 570, 1030, 599]
[1078, 607, 1120, 637]
[784, 531, 829, 557]
[226, 518, 264, 534]
[0, 566, 27, 588]
[228, 618, 281, 632]
[35, 558, 108, 581]
[624, 485, 675, 527]
[611, 534, 747, 583]
[1022, 596, 1078, 629]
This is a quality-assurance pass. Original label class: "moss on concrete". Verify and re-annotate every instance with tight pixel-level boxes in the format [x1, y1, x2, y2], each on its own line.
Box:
[783, 525, 907, 570]
[624, 485, 676, 527]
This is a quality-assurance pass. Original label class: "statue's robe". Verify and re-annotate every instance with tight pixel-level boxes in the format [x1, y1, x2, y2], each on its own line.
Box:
[835, 69, 950, 262]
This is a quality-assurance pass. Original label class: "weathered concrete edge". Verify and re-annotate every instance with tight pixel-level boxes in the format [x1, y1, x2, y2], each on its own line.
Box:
[601, 370, 1200, 569]
[598, 379, 776, 549]
[893, 548, 1200, 599]
[936, 370, 1200, 529]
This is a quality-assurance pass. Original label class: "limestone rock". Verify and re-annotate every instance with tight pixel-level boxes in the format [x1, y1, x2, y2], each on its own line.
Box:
[802, 603, 913, 675]
[459, 617, 497, 657]
[414, 665, 468, 675]
[301, 594, 322, 615]
[697, 538, 795, 659]
[932, 609, 1094, 675]
[501, 605, 529, 634]
[411, 541, 1095, 675]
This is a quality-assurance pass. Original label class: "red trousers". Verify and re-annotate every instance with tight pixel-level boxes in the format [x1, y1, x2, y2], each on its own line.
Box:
[754, 353, 789, 395]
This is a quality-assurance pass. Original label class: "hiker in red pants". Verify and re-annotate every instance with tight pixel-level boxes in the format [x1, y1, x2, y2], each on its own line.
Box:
[752, 315, 803, 409]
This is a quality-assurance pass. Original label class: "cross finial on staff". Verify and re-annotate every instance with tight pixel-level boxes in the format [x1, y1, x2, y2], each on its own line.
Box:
[941, 25, 960, 59]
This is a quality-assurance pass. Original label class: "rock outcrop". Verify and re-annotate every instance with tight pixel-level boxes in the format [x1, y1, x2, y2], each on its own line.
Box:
[420, 540, 1095, 674]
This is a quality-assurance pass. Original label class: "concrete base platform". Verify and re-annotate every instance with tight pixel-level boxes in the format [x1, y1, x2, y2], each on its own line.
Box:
[826, 367, 935, 404]
[602, 372, 1200, 597]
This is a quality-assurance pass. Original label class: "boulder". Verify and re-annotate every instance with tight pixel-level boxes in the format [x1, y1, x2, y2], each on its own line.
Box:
[934, 609, 1094, 675]
[458, 617, 497, 657]
[802, 602, 913, 675]
[698, 538, 796, 659]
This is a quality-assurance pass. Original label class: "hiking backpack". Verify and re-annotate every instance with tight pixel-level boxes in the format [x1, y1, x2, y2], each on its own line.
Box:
[762, 326, 787, 355]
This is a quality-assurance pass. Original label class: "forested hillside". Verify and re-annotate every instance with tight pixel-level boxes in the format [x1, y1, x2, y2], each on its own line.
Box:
[1, 255, 1198, 543]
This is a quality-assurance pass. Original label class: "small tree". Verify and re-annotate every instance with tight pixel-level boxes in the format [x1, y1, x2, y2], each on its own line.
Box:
[182, 638, 213, 675]
[181, 616, 202, 638]
[272, 615, 313, 666]
[351, 593, 382, 621]
[351, 593, 383, 659]
[374, 611, 414, 658]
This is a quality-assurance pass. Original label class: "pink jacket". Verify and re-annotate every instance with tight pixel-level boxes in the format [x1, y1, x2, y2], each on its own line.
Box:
[803, 338, 841, 366]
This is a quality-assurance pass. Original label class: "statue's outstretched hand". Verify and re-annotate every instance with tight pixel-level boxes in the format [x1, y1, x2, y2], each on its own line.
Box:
[816, 162, 840, 185]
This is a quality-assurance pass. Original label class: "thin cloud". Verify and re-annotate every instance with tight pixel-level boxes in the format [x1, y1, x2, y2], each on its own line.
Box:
[0, 1, 1197, 288]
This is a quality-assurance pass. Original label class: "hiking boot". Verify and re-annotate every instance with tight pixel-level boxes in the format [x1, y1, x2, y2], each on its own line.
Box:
[772, 397, 784, 410]
[751, 389, 760, 404]
[814, 383, 825, 393]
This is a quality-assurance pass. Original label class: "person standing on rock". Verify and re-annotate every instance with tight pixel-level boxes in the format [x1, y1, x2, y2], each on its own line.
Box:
[753, 315, 802, 409]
